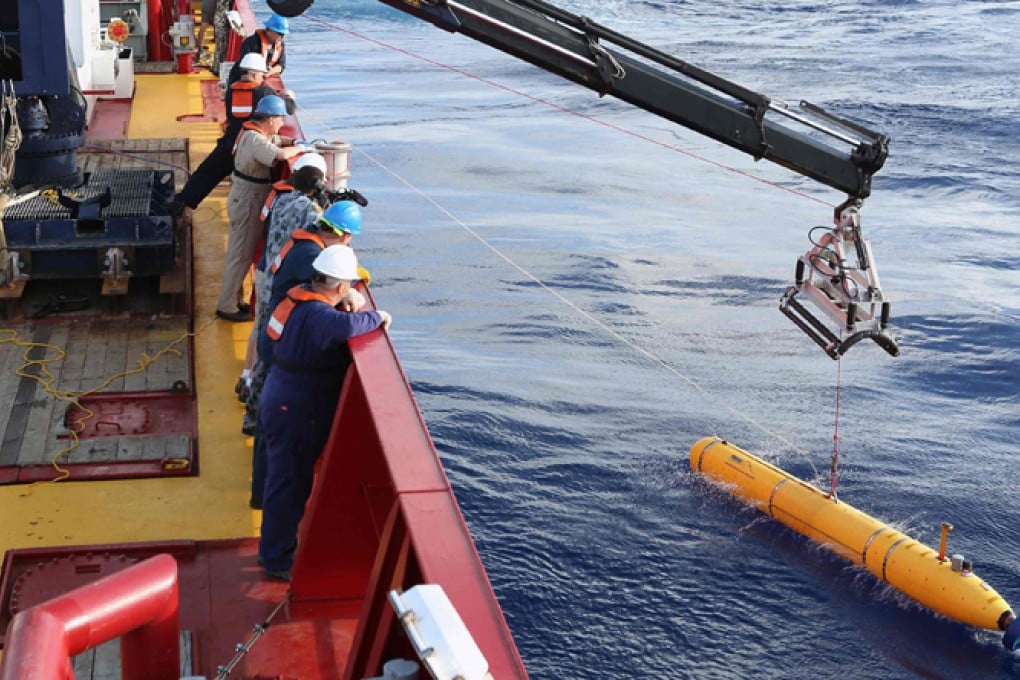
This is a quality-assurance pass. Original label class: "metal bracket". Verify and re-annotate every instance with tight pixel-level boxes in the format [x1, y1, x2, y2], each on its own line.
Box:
[0, 249, 29, 299]
[100, 246, 131, 295]
[779, 199, 899, 359]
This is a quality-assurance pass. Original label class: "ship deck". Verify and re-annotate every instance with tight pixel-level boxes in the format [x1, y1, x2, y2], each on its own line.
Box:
[0, 70, 256, 552]
[0, 30, 525, 678]
[0, 70, 282, 675]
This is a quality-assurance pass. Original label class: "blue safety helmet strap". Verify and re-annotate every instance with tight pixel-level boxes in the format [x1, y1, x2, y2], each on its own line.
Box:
[319, 200, 362, 235]
[264, 14, 289, 35]
[255, 95, 288, 117]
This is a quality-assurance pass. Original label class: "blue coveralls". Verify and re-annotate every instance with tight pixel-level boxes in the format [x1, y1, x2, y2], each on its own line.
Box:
[257, 292, 382, 573]
[250, 236, 324, 505]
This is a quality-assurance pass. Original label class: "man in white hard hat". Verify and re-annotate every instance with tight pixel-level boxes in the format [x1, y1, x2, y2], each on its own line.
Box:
[257, 244, 391, 581]
[245, 199, 368, 507]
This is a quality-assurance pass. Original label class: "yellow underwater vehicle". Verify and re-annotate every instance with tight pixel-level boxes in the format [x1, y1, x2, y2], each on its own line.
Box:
[691, 437, 1020, 650]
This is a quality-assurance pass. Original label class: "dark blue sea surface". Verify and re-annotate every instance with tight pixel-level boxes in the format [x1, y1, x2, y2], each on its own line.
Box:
[281, 1, 1019, 677]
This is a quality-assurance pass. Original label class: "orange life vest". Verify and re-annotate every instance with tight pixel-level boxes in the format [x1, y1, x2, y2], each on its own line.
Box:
[257, 29, 284, 69]
[270, 228, 325, 275]
[232, 121, 267, 155]
[266, 285, 332, 340]
[228, 81, 258, 120]
[260, 181, 295, 222]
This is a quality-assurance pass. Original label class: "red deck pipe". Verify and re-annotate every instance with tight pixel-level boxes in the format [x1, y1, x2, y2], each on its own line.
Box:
[0, 554, 180, 680]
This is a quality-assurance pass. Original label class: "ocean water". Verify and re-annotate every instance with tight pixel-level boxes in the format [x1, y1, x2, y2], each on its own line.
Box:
[280, 1, 1019, 677]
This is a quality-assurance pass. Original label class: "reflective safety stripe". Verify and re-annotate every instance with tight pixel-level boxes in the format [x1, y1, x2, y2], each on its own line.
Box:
[228, 82, 258, 120]
[270, 228, 325, 274]
[261, 181, 294, 222]
[266, 286, 333, 341]
[266, 310, 287, 339]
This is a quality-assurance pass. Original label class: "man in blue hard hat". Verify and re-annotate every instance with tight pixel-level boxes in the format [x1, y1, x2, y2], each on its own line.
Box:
[257, 244, 391, 581]
[248, 200, 369, 508]
[228, 14, 289, 86]
[168, 52, 294, 216]
[216, 95, 304, 322]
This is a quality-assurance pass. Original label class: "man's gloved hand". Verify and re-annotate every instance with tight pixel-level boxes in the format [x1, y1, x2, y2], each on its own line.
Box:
[338, 288, 365, 312]
[378, 310, 392, 330]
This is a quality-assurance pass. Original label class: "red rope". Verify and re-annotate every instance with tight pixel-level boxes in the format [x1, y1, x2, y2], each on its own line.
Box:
[829, 354, 841, 500]
[300, 14, 834, 209]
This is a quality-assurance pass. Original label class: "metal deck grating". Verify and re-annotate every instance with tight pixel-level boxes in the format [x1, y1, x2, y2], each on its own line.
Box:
[4, 168, 173, 220]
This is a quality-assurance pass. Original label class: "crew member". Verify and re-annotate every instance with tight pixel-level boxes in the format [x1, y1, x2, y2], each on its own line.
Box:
[196, 0, 217, 67]
[169, 53, 294, 215]
[227, 13, 288, 85]
[248, 199, 367, 507]
[216, 95, 303, 322]
[258, 244, 391, 581]
[237, 153, 328, 432]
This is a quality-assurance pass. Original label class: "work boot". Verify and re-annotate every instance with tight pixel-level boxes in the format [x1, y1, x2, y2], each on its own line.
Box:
[234, 376, 250, 403]
[263, 568, 291, 582]
[216, 309, 250, 322]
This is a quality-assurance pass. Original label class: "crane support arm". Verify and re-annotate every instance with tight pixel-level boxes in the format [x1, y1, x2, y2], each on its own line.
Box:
[266, 0, 899, 358]
[268, 0, 889, 198]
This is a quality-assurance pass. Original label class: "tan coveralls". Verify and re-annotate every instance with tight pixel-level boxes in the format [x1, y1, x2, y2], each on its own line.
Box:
[217, 127, 281, 315]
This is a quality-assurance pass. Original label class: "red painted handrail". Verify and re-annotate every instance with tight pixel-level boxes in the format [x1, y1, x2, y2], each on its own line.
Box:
[0, 554, 180, 680]
[288, 287, 528, 678]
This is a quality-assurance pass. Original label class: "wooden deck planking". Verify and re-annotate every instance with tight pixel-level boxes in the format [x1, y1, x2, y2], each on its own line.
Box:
[79, 320, 112, 391]
[147, 321, 190, 391]
[0, 338, 28, 463]
[17, 324, 70, 466]
[57, 320, 90, 395]
[72, 629, 194, 679]
[1, 318, 191, 469]
[0, 339, 21, 417]
[103, 321, 130, 393]
[122, 321, 150, 392]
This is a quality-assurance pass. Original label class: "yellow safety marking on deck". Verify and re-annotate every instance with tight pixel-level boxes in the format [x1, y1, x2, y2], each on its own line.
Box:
[0, 72, 262, 551]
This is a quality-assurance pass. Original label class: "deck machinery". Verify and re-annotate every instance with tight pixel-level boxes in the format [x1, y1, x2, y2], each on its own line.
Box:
[0, 0, 176, 297]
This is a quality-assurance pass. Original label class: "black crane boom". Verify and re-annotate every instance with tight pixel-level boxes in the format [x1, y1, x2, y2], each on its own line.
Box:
[270, 0, 889, 198]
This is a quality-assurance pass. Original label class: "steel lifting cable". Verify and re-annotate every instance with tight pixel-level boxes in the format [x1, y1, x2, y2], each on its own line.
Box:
[0, 78, 20, 189]
[1, 77, 22, 285]
[829, 354, 842, 500]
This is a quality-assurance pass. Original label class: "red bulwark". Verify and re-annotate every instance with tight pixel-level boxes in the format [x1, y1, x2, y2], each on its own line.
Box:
[287, 286, 528, 678]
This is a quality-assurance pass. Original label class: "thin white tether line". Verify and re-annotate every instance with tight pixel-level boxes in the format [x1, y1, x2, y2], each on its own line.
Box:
[294, 108, 821, 480]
